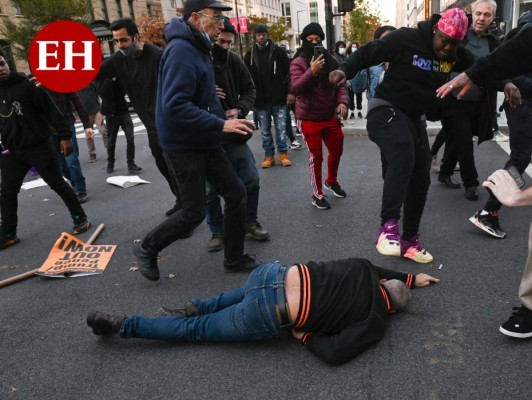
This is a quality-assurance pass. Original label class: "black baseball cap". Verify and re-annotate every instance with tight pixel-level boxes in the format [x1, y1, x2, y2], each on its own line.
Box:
[183, 0, 232, 21]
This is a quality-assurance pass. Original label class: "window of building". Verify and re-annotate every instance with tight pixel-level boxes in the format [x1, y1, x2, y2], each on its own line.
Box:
[116, 0, 123, 18]
[14, 5, 22, 16]
[100, 0, 109, 20]
[128, 0, 135, 19]
[0, 41, 17, 71]
[309, 2, 318, 23]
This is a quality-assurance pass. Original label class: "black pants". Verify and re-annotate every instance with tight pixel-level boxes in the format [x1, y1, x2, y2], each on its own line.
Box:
[0, 140, 85, 236]
[485, 102, 532, 212]
[142, 147, 246, 261]
[147, 129, 180, 207]
[439, 101, 479, 187]
[106, 112, 135, 164]
[367, 106, 431, 239]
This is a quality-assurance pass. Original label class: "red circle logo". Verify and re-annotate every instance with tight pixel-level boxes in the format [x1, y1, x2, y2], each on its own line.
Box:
[28, 20, 102, 93]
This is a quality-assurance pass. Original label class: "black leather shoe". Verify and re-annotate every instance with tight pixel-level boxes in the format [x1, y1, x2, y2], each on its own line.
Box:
[465, 186, 479, 200]
[86, 311, 125, 336]
[224, 254, 259, 273]
[438, 174, 461, 189]
[132, 243, 160, 281]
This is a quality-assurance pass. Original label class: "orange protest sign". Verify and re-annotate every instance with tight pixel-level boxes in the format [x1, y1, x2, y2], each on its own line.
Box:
[37, 232, 116, 278]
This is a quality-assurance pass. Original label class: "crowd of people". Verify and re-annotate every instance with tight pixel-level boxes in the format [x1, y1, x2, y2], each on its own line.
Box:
[1, 0, 531, 364]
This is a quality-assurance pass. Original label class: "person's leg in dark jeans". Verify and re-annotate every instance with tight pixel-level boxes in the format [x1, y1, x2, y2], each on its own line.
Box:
[355, 92, 363, 118]
[120, 113, 137, 167]
[473, 102, 532, 239]
[430, 128, 447, 173]
[105, 114, 120, 172]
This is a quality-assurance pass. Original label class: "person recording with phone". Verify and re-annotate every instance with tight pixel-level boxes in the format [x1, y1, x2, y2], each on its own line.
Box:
[290, 23, 348, 210]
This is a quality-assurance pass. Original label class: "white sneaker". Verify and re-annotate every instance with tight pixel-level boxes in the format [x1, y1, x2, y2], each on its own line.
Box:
[431, 155, 440, 173]
[493, 131, 509, 142]
[290, 140, 302, 150]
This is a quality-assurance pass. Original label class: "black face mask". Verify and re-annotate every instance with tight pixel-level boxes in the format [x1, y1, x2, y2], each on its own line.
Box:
[211, 43, 229, 64]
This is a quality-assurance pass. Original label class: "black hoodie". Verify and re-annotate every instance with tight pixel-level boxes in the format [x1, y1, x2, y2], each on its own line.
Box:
[339, 15, 473, 120]
[0, 72, 71, 151]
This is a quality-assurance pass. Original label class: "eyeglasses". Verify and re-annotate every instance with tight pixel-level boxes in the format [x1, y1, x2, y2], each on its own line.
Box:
[197, 12, 224, 23]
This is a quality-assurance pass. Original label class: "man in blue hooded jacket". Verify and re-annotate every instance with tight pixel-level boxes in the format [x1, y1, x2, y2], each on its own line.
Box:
[133, 0, 257, 280]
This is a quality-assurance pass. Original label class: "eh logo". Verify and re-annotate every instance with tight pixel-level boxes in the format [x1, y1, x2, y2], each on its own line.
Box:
[29, 20, 102, 93]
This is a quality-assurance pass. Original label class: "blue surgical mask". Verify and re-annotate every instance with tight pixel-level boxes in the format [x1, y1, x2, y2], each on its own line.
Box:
[200, 19, 213, 46]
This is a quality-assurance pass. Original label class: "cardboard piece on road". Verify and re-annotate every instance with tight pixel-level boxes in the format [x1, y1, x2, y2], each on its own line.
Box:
[21, 178, 48, 190]
[106, 175, 150, 188]
[37, 232, 116, 278]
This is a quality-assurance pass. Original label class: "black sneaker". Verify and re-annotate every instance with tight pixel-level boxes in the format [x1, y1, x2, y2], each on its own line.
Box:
[72, 218, 91, 235]
[132, 243, 160, 281]
[469, 210, 506, 239]
[0, 233, 20, 251]
[312, 196, 331, 210]
[323, 182, 347, 198]
[223, 254, 259, 272]
[86, 311, 126, 336]
[246, 221, 270, 241]
[500, 306, 532, 338]
[106, 164, 114, 174]
[465, 186, 479, 201]
[158, 300, 202, 318]
[128, 163, 142, 173]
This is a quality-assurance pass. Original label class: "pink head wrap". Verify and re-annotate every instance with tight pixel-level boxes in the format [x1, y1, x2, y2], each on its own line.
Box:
[437, 8, 469, 41]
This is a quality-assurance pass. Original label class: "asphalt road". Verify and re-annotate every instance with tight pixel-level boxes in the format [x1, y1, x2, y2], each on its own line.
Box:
[1, 128, 532, 400]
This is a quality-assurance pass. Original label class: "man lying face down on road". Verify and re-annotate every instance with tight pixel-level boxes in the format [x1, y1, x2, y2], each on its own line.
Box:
[87, 258, 439, 365]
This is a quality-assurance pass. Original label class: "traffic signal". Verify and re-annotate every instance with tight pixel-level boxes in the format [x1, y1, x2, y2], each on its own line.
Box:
[338, 0, 354, 13]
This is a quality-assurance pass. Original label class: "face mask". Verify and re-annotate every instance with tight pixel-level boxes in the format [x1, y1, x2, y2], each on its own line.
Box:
[351, 46, 357, 52]
[119, 38, 137, 57]
[212, 42, 229, 63]
[338, 48, 346, 56]
[200, 19, 213, 46]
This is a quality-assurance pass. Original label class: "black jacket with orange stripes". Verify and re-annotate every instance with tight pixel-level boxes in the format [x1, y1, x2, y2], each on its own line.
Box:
[292, 258, 416, 365]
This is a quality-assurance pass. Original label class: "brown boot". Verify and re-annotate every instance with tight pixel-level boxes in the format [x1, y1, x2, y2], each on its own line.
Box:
[261, 156, 275, 168]
[278, 152, 291, 167]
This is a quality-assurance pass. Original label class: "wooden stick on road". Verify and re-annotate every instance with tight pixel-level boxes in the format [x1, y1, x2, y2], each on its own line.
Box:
[0, 223, 105, 288]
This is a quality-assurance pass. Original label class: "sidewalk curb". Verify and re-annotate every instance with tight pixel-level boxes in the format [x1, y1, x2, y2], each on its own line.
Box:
[342, 124, 509, 137]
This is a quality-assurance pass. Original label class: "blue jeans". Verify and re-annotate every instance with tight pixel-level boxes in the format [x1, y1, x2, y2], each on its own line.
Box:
[52, 124, 86, 194]
[256, 106, 288, 156]
[206, 143, 260, 234]
[120, 262, 286, 342]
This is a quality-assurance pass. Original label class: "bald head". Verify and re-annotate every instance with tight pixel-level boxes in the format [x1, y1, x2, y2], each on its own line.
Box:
[382, 280, 411, 311]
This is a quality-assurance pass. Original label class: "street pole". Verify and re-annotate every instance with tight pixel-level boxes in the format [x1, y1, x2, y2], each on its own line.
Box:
[431, 0, 441, 15]
[324, 0, 335, 50]
[296, 9, 307, 43]
[234, 0, 244, 58]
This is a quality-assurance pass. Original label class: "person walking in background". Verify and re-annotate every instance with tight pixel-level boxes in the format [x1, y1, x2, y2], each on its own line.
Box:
[47, 89, 93, 204]
[0, 49, 91, 250]
[99, 18, 180, 217]
[290, 23, 348, 210]
[99, 77, 141, 174]
[77, 81, 108, 162]
[244, 24, 292, 168]
[206, 17, 269, 252]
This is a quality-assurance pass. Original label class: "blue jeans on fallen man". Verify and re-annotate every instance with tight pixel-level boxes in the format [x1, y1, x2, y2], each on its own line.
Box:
[120, 262, 287, 342]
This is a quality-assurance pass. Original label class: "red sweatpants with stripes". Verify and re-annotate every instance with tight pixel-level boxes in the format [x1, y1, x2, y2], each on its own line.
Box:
[300, 116, 344, 199]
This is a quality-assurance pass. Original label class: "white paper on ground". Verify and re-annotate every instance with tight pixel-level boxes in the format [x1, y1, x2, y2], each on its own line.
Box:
[106, 176, 150, 188]
[21, 178, 48, 190]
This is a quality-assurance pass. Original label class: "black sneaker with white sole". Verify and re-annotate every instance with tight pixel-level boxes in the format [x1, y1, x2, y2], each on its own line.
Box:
[500, 306, 532, 338]
[323, 182, 347, 198]
[312, 196, 331, 210]
[469, 210, 506, 238]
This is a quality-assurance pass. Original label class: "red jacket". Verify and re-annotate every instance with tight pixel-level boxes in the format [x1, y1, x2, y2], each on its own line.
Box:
[290, 56, 348, 121]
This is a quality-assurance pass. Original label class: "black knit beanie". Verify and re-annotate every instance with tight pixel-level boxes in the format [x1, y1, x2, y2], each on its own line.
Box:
[300, 23, 325, 41]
